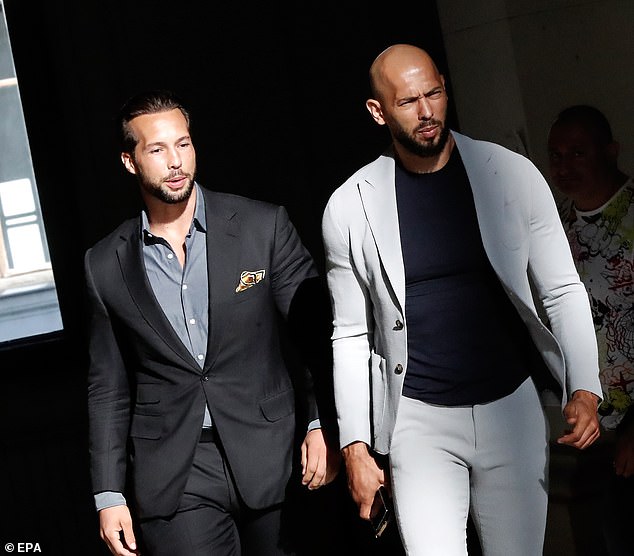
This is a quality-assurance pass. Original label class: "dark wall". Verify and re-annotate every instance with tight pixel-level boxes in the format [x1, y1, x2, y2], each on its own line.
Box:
[1, 2, 451, 554]
[6, 0, 453, 275]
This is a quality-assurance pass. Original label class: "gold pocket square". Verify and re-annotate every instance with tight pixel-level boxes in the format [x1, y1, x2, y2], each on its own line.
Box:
[236, 269, 266, 293]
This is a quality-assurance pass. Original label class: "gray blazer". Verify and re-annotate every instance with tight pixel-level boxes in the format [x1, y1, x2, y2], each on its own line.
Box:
[321, 131, 601, 454]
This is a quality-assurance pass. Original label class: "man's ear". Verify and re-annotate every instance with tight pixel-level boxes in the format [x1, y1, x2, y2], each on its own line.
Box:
[366, 98, 386, 126]
[121, 152, 137, 175]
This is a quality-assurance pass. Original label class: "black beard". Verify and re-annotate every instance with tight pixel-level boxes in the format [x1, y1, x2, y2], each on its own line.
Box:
[140, 173, 195, 204]
[394, 123, 450, 158]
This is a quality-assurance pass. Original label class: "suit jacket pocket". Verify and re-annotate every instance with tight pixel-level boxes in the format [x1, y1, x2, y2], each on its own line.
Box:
[134, 384, 161, 416]
[130, 413, 162, 440]
[260, 388, 295, 422]
[234, 281, 265, 305]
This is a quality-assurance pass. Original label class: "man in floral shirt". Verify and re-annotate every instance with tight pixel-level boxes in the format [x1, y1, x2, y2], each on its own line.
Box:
[548, 104, 633, 555]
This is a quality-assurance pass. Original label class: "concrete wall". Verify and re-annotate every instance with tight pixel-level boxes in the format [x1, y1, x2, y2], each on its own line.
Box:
[436, 0, 634, 192]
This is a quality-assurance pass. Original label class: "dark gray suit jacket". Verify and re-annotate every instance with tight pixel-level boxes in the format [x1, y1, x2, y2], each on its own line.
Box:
[85, 186, 320, 519]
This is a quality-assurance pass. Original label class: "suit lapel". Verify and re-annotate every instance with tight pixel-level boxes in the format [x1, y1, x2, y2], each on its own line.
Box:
[453, 133, 508, 277]
[359, 154, 406, 312]
[117, 224, 202, 370]
[202, 192, 242, 370]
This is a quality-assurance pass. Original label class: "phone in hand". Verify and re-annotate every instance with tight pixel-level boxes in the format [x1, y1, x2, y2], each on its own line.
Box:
[370, 486, 393, 538]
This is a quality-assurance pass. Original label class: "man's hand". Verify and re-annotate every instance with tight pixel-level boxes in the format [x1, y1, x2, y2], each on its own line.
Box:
[301, 428, 341, 490]
[557, 389, 600, 449]
[342, 441, 386, 521]
[99, 505, 139, 555]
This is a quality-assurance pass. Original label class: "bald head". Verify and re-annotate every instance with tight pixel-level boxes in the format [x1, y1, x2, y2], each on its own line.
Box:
[369, 44, 441, 102]
[365, 43, 451, 172]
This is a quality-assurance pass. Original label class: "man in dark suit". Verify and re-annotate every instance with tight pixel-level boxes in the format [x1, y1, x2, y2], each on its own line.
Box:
[85, 90, 339, 556]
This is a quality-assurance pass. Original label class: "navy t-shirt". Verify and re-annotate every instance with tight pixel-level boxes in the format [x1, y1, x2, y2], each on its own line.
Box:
[396, 148, 531, 405]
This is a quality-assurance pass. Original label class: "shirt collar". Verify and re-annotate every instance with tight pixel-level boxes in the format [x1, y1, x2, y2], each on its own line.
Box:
[192, 183, 207, 232]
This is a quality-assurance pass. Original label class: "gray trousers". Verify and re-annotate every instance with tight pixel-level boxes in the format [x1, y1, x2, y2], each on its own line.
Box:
[390, 377, 549, 556]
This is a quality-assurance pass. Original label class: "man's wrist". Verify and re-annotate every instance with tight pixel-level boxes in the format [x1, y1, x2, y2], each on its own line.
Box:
[342, 441, 370, 461]
[571, 389, 600, 404]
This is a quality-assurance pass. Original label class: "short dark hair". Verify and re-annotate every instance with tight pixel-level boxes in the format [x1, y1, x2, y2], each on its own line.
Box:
[117, 89, 190, 153]
[551, 104, 614, 146]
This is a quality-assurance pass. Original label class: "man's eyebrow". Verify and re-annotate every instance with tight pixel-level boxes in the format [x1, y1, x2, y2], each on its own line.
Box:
[145, 135, 191, 148]
[424, 86, 443, 96]
[145, 141, 166, 148]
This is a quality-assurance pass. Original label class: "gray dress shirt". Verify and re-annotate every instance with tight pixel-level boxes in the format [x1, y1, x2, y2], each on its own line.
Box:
[95, 184, 211, 511]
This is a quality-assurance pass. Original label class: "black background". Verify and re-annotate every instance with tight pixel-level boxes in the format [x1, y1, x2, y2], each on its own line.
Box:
[1, 2, 455, 554]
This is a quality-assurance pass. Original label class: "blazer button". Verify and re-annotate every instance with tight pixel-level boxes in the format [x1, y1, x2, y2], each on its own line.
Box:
[393, 320, 404, 330]
[202, 375, 209, 381]
[394, 364, 403, 375]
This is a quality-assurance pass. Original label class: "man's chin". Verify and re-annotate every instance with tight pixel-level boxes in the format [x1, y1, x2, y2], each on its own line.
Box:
[416, 139, 446, 158]
[412, 127, 449, 157]
[161, 180, 194, 203]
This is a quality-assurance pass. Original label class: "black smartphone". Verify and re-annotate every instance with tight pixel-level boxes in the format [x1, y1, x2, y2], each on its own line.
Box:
[370, 486, 393, 538]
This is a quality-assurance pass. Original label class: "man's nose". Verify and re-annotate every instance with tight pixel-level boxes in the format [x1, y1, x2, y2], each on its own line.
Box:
[167, 148, 182, 168]
[558, 154, 578, 174]
[417, 98, 433, 120]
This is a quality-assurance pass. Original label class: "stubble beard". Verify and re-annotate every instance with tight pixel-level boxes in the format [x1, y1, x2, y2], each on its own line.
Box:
[139, 170, 196, 205]
[394, 120, 450, 158]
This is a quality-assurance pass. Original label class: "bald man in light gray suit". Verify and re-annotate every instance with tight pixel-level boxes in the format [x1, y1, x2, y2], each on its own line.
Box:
[322, 44, 601, 556]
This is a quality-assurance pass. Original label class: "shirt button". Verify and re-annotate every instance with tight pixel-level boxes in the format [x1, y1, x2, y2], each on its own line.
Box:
[167, 253, 174, 260]
[393, 320, 404, 330]
[189, 318, 196, 325]
[197, 354, 204, 361]
[182, 284, 188, 290]
[394, 364, 403, 375]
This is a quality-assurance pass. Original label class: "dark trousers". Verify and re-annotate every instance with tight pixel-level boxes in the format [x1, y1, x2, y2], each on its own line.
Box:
[138, 435, 294, 556]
